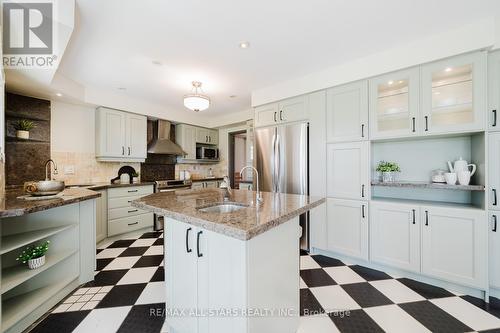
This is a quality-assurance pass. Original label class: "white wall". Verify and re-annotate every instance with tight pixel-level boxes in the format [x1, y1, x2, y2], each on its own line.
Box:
[51, 101, 95, 153]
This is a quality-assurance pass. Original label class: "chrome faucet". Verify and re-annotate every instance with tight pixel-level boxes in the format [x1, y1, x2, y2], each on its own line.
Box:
[240, 166, 262, 204]
[44, 159, 58, 181]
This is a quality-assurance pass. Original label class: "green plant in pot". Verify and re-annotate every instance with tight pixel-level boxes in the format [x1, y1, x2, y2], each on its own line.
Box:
[376, 161, 401, 183]
[14, 119, 37, 140]
[16, 240, 50, 270]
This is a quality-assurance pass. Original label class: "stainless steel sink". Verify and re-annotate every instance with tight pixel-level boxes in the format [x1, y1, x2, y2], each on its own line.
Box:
[197, 204, 247, 213]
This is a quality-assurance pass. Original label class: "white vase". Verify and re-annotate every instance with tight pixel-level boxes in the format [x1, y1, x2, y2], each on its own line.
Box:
[16, 130, 29, 139]
[382, 171, 396, 183]
[28, 255, 46, 269]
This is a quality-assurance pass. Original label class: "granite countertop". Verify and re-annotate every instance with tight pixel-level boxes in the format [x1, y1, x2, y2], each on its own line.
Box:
[0, 188, 101, 218]
[131, 188, 325, 240]
[77, 181, 156, 191]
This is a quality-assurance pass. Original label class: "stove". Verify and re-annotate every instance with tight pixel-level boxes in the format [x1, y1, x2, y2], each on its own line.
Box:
[155, 179, 192, 192]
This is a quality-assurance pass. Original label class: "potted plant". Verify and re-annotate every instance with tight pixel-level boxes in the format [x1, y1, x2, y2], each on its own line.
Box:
[14, 119, 37, 139]
[132, 171, 140, 183]
[16, 240, 50, 269]
[376, 161, 401, 183]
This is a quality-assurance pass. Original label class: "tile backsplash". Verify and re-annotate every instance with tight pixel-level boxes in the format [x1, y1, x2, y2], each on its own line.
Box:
[175, 160, 227, 180]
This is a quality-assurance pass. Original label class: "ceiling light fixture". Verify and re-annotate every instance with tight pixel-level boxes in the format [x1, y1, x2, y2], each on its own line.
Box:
[445, 67, 453, 72]
[184, 81, 210, 112]
[388, 80, 394, 85]
[55, 93, 63, 97]
[118, 87, 127, 91]
[239, 41, 250, 49]
[152, 60, 162, 66]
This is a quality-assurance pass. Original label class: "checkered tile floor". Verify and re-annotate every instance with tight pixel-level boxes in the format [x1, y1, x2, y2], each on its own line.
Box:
[29, 232, 500, 333]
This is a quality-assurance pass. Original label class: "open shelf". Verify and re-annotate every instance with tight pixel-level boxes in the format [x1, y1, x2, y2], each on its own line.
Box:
[1, 225, 76, 255]
[5, 110, 50, 122]
[1, 276, 77, 332]
[5, 136, 49, 143]
[1, 250, 78, 294]
[371, 196, 484, 211]
[371, 180, 484, 191]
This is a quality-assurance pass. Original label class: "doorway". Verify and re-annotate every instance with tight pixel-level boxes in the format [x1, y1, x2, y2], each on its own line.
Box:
[228, 130, 248, 189]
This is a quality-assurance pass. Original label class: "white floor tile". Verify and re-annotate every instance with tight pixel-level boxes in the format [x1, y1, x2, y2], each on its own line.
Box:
[300, 256, 321, 270]
[300, 277, 308, 289]
[80, 301, 100, 311]
[310, 285, 361, 311]
[365, 304, 431, 333]
[130, 239, 156, 247]
[431, 297, 500, 331]
[100, 286, 113, 293]
[73, 306, 132, 333]
[86, 287, 103, 294]
[144, 245, 163, 256]
[97, 239, 114, 249]
[96, 248, 126, 259]
[369, 280, 425, 304]
[136, 282, 166, 305]
[298, 315, 340, 333]
[102, 256, 140, 270]
[63, 295, 80, 303]
[77, 294, 93, 302]
[52, 303, 71, 313]
[324, 266, 365, 285]
[117, 267, 157, 285]
[73, 288, 89, 295]
[90, 293, 107, 301]
[67, 302, 86, 312]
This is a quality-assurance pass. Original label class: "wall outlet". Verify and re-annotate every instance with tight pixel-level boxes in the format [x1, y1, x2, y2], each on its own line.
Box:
[64, 165, 75, 175]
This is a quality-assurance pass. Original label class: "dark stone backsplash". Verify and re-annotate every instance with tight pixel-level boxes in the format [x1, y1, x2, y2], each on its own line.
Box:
[140, 163, 175, 182]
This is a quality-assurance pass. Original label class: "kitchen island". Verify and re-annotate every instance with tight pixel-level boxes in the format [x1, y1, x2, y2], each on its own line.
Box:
[132, 188, 325, 333]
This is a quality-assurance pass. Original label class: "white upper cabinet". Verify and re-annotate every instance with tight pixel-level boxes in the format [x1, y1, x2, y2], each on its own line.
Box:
[421, 52, 486, 135]
[489, 212, 500, 290]
[421, 205, 487, 288]
[489, 133, 500, 210]
[176, 124, 197, 159]
[254, 95, 307, 128]
[327, 80, 368, 142]
[369, 67, 420, 139]
[370, 201, 420, 273]
[254, 103, 279, 128]
[96, 107, 147, 162]
[488, 51, 500, 131]
[327, 141, 370, 200]
[195, 127, 218, 145]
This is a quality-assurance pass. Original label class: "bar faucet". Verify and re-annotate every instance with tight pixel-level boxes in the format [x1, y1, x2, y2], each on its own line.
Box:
[44, 159, 58, 181]
[240, 166, 262, 204]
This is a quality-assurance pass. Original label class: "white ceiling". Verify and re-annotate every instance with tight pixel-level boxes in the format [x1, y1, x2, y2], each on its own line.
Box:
[58, 0, 500, 116]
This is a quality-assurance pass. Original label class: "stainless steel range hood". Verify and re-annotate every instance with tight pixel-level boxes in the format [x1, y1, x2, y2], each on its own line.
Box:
[147, 120, 186, 156]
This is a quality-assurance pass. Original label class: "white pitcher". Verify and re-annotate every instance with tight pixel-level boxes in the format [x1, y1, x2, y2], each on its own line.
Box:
[447, 157, 476, 176]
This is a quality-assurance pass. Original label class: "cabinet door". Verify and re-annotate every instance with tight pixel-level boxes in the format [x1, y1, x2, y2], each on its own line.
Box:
[421, 52, 486, 135]
[489, 133, 500, 210]
[370, 201, 420, 273]
[96, 108, 126, 157]
[254, 103, 279, 128]
[369, 67, 420, 139]
[165, 218, 198, 332]
[489, 51, 500, 131]
[489, 212, 500, 289]
[327, 141, 370, 200]
[95, 190, 107, 243]
[196, 128, 210, 144]
[192, 182, 204, 190]
[326, 198, 368, 260]
[205, 181, 217, 188]
[126, 113, 147, 159]
[421, 206, 487, 288]
[179, 125, 197, 159]
[326, 81, 368, 142]
[208, 129, 219, 145]
[278, 96, 307, 123]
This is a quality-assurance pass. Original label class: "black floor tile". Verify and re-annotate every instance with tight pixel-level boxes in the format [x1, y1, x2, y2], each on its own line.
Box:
[96, 248, 103, 254]
[300, 249, 309, 256]
[349, 265, 392, 281]
[119, 247, 149, 257]
[480, 329, 500, 333]
[96, 283, 147, 308]
[462, 295, 500, 319]
[341, 282, 392, 308]
[300, 288, 324, 316]
[133, 255, 164, 268]
[311, 255, 345, 267]
[153, 238, 164, 246]
[329, 309, 384, 333]
[117, 303, 165, 333]
[399, 300, 472, 332]
[140, 232, 162, 239]
[397, 278, 454, 299]
[30, 311, 90, 333]
[86, 269, 128, 287]
[150, 267, 164, 282]
[300, 269, 336, 288]
[107, 240, 136, 248]
[96, 258, 114, 271]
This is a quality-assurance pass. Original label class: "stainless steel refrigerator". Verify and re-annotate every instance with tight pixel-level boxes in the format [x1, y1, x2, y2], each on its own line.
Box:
[254, 122, 309, 250]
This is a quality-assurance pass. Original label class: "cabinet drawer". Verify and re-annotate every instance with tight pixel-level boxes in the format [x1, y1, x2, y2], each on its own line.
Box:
[108, 195, 145, 209]
[107, 185, 153, 198]
[108, 206, 148, 220]
[108, 213, 154, 236]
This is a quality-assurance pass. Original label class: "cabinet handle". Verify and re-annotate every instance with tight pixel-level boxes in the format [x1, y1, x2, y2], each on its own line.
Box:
[424, 116, 429, 132]
[280, 110, 284, 121]
[128, 209, 138, 213]
[361, 184, 365, 198]
[361, 205, 365, 218]
[128, 147, 131, 155]
[493, 215, 498, 232]
[122, 146, 125, 155]
[493, 110, 497, 127]
[197, 231, 203, 257]
[361, 124, 365, 138]
[209, 136, 211, 143]
[425, 210, 429, 226]
[412, 117, 416, 133]
[128, 189, 138, 193]
[412, 209, 416, 224]
[273, 112, 277, 122]
[128, 222, 139, 226]
[186, 227, 192, 253]
[493, 189, 498, 206]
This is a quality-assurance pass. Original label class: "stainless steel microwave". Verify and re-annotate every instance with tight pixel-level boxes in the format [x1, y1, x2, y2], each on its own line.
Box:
[196, 146, 219, 160]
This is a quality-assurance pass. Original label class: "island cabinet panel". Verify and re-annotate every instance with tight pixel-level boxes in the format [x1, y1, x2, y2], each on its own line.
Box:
[489, 212, 500, 290]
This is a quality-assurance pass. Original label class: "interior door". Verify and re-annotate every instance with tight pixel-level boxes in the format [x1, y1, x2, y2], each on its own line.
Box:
[254, 126, 277, 192]
[277, 122, 308, 195]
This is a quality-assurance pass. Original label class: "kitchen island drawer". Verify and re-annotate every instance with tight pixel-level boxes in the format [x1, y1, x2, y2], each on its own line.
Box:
[108, 206, 148, 220]
[108, 195, 145, 209]
[107, 185, 153, 199]
[108, 213, 154, 236]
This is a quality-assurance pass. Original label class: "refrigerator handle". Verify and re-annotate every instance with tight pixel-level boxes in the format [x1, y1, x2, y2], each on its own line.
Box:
[271, 130, 277, 192]
[276, 133, 281, 193]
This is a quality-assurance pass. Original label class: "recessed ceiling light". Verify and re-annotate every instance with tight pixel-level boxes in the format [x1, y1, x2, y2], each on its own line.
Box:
[398, 80, 404, 84]
[55, 92, 63, 97]
[445, 67, 453, 72]
[152, 60, 162, 66]
[238, 41, 250, 49]
[388, 80, 394, 85]
[434, 91, 441, 95]
[229, 95, 237, 98]
[118, 87, 127, 91]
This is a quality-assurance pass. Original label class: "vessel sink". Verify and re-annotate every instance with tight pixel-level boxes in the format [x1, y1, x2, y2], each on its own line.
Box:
[198, 204, 247, 213]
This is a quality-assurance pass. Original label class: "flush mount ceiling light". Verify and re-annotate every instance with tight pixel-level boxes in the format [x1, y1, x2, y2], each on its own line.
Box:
[183, 81, 210, 112]
[239, 41, 250, 49]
